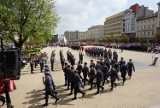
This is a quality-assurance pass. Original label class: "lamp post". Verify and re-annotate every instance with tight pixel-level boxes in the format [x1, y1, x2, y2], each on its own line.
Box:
[0, 37, 13, 108]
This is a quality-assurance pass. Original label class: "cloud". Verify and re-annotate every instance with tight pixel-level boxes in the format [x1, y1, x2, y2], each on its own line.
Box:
[54, 0, 158, 34]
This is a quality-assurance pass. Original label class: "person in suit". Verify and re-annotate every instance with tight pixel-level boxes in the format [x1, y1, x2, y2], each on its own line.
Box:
[42, 69, 59, 107]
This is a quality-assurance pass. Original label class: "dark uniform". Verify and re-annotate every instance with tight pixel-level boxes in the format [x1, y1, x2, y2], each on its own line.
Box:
[72, 71, 85, 100]
[95, 68, 104, 95]
[76, 61, 83, 80]
[82, 62, 90, 86]
[40, 58, 44, 72]
[88, 66, 96, 90]
[30, 59, 34, 74]
[121, 62, 128, 85]
[127, 59, 135, 79]
[79, 52, 84, 64]
[102, 65, 109, 85]
[109, 66, 119, 91]
[42, 72, 59, 107]
[50, 51, 55, 71]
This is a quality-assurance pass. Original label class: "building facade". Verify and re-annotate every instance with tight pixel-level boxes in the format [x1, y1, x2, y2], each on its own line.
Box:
[78, 31, 87, 40]
[122, 9, 136, 37]
[136, 5, 158, 40]
[158, 2, 160, 27]
[136, 15, 158, 39]
[104, 12, 124, 37]
[64, 31, 79, 42]
[87, 25, 104, 40]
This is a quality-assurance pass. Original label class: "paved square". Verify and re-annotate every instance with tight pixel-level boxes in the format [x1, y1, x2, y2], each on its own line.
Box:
[2, 46, 160, 108]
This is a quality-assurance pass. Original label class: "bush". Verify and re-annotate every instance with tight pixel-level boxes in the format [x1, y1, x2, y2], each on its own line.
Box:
[22, 48, 41, 53]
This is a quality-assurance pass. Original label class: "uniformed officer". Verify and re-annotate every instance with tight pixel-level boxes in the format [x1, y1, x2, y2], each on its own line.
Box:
[76, 61, 83, 80]
[42, 70, 59, 107]
[40, 58, 45, 72]
[82, 62, 90, 86]
[50, 51, 55, 71]
[79, 52, 84, 64]
[109, 65, 119, 91]
[127, 59, 135, 79]
[63, 63, 68, 86]
[68, 66, 75, 95]
[95, 67, 104, 95]
[88, 65, 96, 90]
[120, 61, 128, 85]
[30, 58, 34, 74]
[102, 64, 109, 85]
[72, 70, 85, 100]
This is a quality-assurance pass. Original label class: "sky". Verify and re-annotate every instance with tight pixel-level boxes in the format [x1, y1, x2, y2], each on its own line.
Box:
[54, 0, 160, 34]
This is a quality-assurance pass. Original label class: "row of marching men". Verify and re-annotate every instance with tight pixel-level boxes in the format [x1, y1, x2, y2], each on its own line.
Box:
[85, 47, 119, 61]
[61, 48, 135, 97]
[30, 51, 55, 74]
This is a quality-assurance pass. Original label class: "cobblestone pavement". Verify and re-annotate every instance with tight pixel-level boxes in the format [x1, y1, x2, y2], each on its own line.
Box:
[2, 46, 160, 108]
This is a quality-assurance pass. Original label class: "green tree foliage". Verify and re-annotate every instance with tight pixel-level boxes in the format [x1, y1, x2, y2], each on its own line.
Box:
[0, 0, 59, 49]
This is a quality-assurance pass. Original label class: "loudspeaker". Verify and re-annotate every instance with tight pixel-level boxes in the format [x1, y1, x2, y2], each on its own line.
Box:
[0, 48, 21, 80]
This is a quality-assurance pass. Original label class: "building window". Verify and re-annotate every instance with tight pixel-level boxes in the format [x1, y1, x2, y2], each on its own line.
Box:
[148, 31, 149, 36]
[152, 24, 154, 28]
[144, 25, 146, 29]
[152, 31, 154, 35]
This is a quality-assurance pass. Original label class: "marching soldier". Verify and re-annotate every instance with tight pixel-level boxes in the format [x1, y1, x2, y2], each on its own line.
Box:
[120, 61, 128, 85]
[94, 67, 104, 95]
[42, 70, 59, 107]
[79, 52, 84, 64]
[40, 58, 45, 72]
[88, 65, 96, 90]
[50, 51, 55, 71]
[109, 65, 119, 91]
[127, 59, 135, 79]
[82, 62, 90, 86]
[72, 70, 85, 100]
[76, 61, 83, 80]
[30, 58, 34, 74]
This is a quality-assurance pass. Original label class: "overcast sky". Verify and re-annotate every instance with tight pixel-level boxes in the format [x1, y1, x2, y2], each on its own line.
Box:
[54, 0, 160, 34]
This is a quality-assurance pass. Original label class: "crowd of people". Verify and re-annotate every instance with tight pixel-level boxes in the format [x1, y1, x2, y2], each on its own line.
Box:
[68, 42, 160, 53]
[42, 47, 135, 106]
[24, 45, 136, 107]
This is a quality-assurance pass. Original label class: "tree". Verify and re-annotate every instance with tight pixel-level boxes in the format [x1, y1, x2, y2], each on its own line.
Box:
[0, 0, 59, 49]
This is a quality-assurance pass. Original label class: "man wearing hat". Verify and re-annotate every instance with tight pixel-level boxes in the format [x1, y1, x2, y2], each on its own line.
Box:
[109, 65, 119, 91]
[118, 57, 125, 73]
[88, 65, 96, 90]
[42, 70, 59, 106]
[127, 59, 135, 79]
[82, 62, 89, 86]
[63, 62, 68, 86]
[94, 67, 104, 95]
[72, 70, 85, 100]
